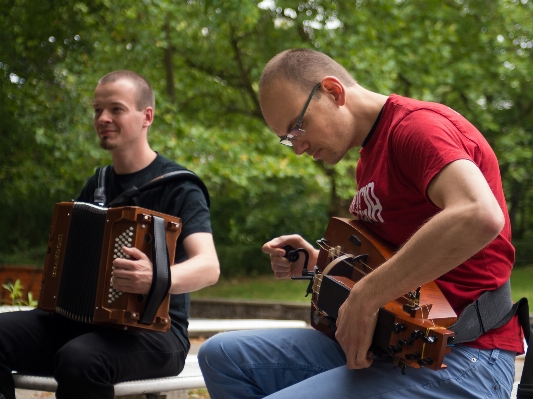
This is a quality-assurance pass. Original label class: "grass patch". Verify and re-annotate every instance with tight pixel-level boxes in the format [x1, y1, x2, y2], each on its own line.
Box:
[193, 266, 533, 304]
[191, 275, 311, 303]
[510, 265, 533, 302]
[188, 388, 210, 398]
[0, 246, 47, 266]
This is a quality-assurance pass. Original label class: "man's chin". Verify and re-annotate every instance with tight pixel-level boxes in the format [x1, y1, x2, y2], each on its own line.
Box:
[321, 154, 342, 166]
[99, 140, 117, 151]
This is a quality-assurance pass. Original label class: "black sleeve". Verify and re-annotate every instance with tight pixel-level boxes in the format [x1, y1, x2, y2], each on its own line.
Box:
[161, 180, 212, 261]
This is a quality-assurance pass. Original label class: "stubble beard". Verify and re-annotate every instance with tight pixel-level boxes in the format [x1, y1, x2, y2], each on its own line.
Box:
[99, 137, 117, 151]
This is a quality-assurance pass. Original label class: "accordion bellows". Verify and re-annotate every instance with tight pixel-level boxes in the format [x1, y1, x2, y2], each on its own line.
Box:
[38, 202, 182, 332]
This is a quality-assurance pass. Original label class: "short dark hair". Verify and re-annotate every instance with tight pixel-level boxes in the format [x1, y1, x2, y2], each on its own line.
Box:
[260, 49, 356, 95]
[98, 70, 155, 112]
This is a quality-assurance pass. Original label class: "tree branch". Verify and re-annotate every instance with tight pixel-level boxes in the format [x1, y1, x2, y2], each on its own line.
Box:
[229, 25, 261, 115]
[164, 16, 176, 103]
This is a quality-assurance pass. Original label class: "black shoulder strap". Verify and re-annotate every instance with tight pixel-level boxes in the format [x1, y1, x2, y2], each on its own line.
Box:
[447, 280, 532, 398]
[93, 165, 110, 206]
[108, 170, 210, 208]
[450, 280, 522, 343]
[517, 298, 533, 398]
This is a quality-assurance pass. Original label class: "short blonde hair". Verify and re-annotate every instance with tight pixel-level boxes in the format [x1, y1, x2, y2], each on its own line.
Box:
[98, 70, 155, 112]
[260, 49, 356, 95]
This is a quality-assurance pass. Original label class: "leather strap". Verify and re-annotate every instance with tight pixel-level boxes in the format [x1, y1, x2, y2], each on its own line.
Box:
[109, 170, 210, 208]
[139, 215, 171, 325]
[518, 298, 533, 398]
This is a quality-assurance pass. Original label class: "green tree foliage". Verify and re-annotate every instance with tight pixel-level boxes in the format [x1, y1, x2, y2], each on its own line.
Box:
[0, 0, 107, 253]
[1, 0, 532, 274]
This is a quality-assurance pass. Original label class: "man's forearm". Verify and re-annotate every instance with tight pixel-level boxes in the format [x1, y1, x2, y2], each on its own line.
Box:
[353, 201, 503, 311]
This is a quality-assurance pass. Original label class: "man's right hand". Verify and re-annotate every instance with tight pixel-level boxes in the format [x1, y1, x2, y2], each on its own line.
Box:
[262, 235, 319, 279]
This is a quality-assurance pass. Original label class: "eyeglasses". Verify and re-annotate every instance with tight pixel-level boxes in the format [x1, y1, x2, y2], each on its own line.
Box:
[279, 83, 321, 146]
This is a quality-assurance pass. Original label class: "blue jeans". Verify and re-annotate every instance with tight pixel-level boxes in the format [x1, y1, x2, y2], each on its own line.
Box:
[198, 328, 516, 399]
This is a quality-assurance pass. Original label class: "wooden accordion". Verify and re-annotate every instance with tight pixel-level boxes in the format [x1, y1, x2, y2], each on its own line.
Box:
[38, 202, 182, 332]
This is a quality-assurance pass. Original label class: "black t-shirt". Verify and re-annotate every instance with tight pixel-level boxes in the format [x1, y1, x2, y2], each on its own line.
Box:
[76, 154, 212, 351]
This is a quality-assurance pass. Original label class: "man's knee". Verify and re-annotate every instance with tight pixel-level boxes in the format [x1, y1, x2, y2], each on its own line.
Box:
[198, 334, 220, 366]
[54, 341, 106, 384]
[198, 332, 237, 373]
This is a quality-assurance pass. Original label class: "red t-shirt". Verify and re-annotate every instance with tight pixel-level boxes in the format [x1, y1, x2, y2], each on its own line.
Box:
[349, 94, 523, 353]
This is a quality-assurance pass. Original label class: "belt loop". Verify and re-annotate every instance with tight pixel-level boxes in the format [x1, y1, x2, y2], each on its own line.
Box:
[489, 348, 500, 365]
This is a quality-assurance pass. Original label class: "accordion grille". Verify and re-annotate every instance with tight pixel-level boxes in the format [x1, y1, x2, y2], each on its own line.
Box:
[56, 203, 107, 323]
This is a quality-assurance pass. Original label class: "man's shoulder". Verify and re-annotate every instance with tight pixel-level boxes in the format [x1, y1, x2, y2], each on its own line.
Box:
[153, 154, 188, 173]
[388, 94, 443, 113]
[388, 94, 464, 121]
[152, 155, 207, 189]
[149, 155, 209, 204]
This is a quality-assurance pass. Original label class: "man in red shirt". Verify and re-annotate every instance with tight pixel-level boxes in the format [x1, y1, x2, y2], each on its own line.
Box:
[198, 49, 523, 399]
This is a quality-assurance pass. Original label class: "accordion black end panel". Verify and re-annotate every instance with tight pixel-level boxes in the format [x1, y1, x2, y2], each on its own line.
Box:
[38, 202, 182, 332]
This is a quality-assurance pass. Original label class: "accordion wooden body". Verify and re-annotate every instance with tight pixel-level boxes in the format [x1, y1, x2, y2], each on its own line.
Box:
[38, 202, 182, 332]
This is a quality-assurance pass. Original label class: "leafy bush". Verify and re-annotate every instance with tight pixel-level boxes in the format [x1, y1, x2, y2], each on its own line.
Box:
[1, 279, 38, 308]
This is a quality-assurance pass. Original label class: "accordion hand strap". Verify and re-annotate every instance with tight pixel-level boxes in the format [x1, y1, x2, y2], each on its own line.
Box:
[139, 215, 171, 325]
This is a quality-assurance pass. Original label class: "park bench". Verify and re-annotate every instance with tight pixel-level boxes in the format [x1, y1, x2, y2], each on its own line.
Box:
[13, 354, 203, 399]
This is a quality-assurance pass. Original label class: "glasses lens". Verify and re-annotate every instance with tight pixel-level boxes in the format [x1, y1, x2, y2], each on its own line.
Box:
[279, 129, 305, 147]
[279, 137, 293, 146]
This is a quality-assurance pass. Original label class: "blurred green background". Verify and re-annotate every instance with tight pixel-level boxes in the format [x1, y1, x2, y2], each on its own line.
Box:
[1, 0, 532, 279]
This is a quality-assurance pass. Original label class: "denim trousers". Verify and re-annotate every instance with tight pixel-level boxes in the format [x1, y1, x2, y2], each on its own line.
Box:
[198, 328, 516, 399]
[0, 309, 186, 399]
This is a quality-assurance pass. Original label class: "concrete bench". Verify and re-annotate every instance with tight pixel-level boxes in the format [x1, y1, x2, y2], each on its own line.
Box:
[188, 317, 308, 337]
[512, 381, 522, 398]
[13, 355, 203, 399]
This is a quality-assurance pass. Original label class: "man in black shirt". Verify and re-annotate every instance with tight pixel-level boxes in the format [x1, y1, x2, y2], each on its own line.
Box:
[0, 70, 220, 399]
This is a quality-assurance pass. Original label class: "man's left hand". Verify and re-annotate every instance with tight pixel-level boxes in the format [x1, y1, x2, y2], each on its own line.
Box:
[111, 246, 153, 294]
[335, 287, 378, 369]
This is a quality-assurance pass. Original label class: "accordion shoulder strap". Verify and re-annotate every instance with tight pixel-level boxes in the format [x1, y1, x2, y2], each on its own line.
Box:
[108, 170, 210, 208]
[93, 165, 110, 206]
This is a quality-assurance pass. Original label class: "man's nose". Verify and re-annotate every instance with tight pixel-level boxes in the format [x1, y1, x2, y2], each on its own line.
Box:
[97, 110, 112, 124]
[291, 140, 307, 156]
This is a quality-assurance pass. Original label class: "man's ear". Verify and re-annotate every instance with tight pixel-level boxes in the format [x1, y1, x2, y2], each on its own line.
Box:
[321, 76, 346, 106]
[143, 107, 154, 127]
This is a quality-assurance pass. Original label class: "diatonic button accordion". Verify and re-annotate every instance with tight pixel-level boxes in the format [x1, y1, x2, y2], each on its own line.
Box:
[38, 202, 182, 332]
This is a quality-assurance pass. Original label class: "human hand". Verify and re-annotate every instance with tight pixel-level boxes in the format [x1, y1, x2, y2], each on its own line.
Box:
[111, 246, 153, 294]
[335, 287, 378, 369]
[262, 235, 318, 279]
